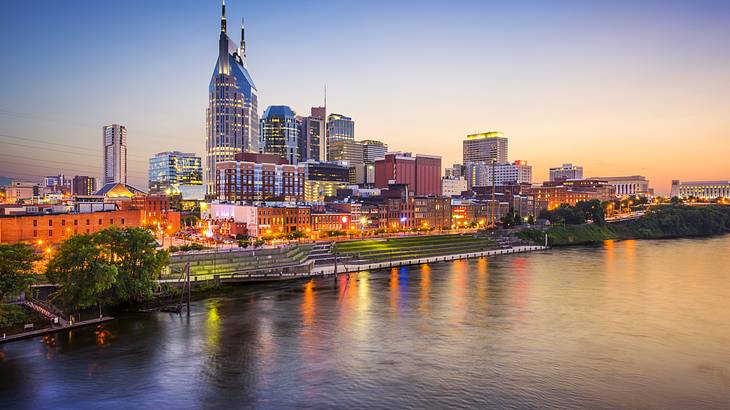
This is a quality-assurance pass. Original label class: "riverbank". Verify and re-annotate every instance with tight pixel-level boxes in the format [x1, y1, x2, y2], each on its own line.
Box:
[519, 205, 730, 246]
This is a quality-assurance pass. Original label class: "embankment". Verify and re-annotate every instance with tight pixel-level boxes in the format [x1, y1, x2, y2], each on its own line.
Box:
[519, 205, 730, 246]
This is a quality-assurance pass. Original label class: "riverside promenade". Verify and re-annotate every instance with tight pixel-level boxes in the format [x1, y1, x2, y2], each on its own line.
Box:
[0, 316, 115, 345]
[312, 245, 549, 275]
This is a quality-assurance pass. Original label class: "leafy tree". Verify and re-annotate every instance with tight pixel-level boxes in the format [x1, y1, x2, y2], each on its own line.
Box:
[95, 227, 168, 304]
[575, 199, 605, 224]
[46, 234, 117, 309]
[526, 215, 535, 225]
[500, 207, 517, 228]
[0, 243, 41, 301]
[46, 227, 168, 309]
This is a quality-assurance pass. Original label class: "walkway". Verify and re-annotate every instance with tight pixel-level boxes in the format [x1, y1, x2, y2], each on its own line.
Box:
[0, 316, 115, 345]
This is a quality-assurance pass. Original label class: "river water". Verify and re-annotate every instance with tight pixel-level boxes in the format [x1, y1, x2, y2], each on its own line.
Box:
[1, 236, 729, 409]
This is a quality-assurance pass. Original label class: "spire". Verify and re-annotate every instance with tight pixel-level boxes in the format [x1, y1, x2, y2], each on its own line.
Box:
[240, 17, 246, 58]
[221, 0, 227, 33]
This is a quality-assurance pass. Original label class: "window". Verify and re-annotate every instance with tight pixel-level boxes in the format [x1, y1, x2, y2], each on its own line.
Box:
[98, 219, 102, 225]
[121, 218, 125, 225]
[48, 230, 53, 237]
[33, 230, 37, 237]
[61, 220, 66, 226]
[86, 219, 90, 225]
[48, 220, 53, 226]
[110, 218, 114, 224]
[33, 219, 37, 227]
[74, 220, 78, 226]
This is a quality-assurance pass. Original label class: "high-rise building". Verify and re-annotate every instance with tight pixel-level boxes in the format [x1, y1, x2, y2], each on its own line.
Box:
[309, 106, 327, 161]
[260, 105, 299, 164]
[360, 139, 388, 164]
[298, 113, 324, 162]
[206, 2, 259, 193]
[103, 124, 127, 185]
[463, 131, 508, 164]
[549, 163, 584, 181]
[72, 176, 97, 196]
[148, 151, 203, 194]
[328, 140, 364, 166]
[465, 160, 532, 188]
[326, 113, 354, 160]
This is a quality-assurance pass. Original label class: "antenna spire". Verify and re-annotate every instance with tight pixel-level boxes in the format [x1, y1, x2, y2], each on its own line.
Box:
[220, 0, 227, 33]
[240, 17, 246, 58]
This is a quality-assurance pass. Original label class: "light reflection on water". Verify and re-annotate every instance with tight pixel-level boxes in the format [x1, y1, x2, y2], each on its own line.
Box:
[1, 236, 730, 409]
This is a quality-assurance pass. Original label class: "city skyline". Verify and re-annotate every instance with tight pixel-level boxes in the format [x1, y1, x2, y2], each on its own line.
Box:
[1, 1, 730, 194]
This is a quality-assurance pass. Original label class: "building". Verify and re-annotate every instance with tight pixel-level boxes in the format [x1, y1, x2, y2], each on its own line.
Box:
[148, 151, 203, 195]
[361, 139, 388, 163]
[445, 164, 465, 179]
[464, 162, 488, 189]
[311, 212, 352, 233]
[206, 3, 259, 193]
[298, 111, 324, 162]
[260, 105, 300, 164]
[464, 160, 531, 188]
[303, 161, 350, 202]
[103, 124, 127, 185]
[463, 131, 508, 164]
[528, 181, 615, 209]
[671, 180, 730, 200]
[215, 152, 305, 203]
[72, 176, 97, 196]
[5, 181, 41, 203]
[43, 174, 70, 194]
[0, 207, 141, 245]
[203, 203, 310, 238]
[550, 163, 583, 181]
[328, 140, 364, 166]
[451, 199, 509, 227]
[326, 113, 354, 160]
[442, 177, 468, 197]
[591, 175, 651, 197]
[374, 152, 442, 196]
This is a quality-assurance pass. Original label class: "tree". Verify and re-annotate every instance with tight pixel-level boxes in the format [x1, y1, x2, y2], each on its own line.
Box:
[94, 227, 169, 304]
[0, 243, 41, 301]
[500, 207, 517, 228]
[575, 199, 605, 224]
[46, 234, 118, 309]
[46, 227, 168, 309]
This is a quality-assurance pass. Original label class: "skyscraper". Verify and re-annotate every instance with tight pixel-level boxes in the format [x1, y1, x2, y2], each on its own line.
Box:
[463, 131, 508, 164]
[72, 176, 97, 196]
[326, 113, 354, 160]
[360, 139, 388, 163]
[206, 1, 259, 194]
[260, 105, 299, 164]
[549, 163, 584, 181]
[103, 124, 127, 184]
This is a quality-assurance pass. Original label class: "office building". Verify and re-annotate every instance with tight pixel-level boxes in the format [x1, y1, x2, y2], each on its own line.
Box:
[103, 124, 127, 184]
[215, 152, 305, 203]
[671, 180, 730, 200]
[302, 161, 350, 202]
[72, 176, 97, 196]
[550, 163, 583, 181]
[148, 151, 202, 195]
[463, 131, 508, 164]
[360, 139, 388, 163]
[298, 112, 324, 162]
[464, 160, 531, 188]
[328, 140, 364, 166]
[326, 113, 354, 160]
[260, 105, 300, 164]
[206, 3, 259, 193]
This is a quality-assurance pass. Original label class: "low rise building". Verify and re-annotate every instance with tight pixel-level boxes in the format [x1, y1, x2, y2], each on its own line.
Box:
[442, 177, 468, 197]
[591, 175, 651, 197]
[203, 203, 310, 238]
[215, 152, 306, 203]
[671, 180, 730, 200]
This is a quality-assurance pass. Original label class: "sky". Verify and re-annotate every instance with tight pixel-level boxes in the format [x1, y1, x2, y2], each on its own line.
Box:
[1, 0, 729, 195]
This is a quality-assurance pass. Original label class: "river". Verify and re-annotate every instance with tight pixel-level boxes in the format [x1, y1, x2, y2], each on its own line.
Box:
[2, 236, 729, 409]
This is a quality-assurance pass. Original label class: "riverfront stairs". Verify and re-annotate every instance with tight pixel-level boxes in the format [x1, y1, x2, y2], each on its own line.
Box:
[19, 298, 68, 326]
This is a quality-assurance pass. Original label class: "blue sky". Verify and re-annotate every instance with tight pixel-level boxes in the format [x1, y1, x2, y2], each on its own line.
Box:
[1, 0, 729, 193]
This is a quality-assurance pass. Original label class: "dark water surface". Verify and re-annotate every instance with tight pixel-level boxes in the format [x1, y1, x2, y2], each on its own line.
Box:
[2, 236, 730, 409]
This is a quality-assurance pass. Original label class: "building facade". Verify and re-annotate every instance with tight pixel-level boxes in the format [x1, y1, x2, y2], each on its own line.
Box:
[671, 180, 730, 200]
[592, 175, 651, 197]
[442, 177, 468, 197]
[103, 124, 127, 185]
[326, 113, 354, 160]
[298, 113, 324, 162]
[215, 152, 305, 203]
[206, 3, 259, 193]
[148, 151, 203, 194]
[260, 105, 299, 164]
[463, 131, 508, 164]
[360, 139, 388, 163]
[374, 152, 442, 196]
[550, 163, 583, 181]
[72, 176, 97, 196]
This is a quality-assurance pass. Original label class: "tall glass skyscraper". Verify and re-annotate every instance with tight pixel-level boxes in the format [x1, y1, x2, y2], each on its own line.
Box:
[260, 105, 299, 164]
[206, 1, 259, 194]
[326, 113, 354, 161]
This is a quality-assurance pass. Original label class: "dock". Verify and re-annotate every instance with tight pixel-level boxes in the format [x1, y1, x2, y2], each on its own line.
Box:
[0, 316, 115, 345]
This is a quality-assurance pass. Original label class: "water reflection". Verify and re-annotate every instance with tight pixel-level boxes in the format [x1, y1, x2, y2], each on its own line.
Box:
[2, 236, 730, 409]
